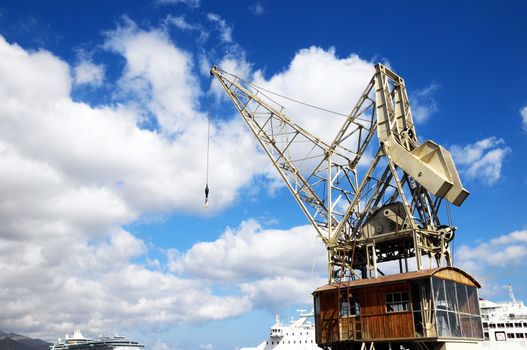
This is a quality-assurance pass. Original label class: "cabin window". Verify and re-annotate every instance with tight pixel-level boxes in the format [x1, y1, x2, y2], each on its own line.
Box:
[340, 293, 360, 317]
[385, 291, 409, 312]
[432, 278, 483, 339]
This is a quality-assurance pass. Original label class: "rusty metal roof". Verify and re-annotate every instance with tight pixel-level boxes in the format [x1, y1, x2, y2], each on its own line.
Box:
[313, 266, 480, 293]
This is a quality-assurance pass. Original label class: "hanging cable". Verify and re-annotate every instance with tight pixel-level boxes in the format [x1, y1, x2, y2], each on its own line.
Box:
[446, 202, 453, 264]
[204, 86, 212, 208]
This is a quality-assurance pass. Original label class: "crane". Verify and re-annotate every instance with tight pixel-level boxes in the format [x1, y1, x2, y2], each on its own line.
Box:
[210, 63, 468, 284]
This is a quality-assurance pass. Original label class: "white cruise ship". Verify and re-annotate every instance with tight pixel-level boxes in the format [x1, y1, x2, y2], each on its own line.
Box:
[240, 311, 322, 350]
[480, 286, 527, 349]
[50, 330, 144, 350]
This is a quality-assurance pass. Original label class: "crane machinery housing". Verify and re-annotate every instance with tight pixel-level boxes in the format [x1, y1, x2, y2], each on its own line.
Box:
[211, 63, 483, 350]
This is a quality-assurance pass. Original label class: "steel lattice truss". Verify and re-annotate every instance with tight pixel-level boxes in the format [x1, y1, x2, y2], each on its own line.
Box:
[211, 64, 468, 283]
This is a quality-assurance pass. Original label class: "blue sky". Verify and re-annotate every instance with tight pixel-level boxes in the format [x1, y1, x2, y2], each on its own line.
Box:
[0, 1, 526, 350]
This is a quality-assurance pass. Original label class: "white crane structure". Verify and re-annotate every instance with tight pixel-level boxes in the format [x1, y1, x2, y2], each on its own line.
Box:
[211, 63, 469, 284]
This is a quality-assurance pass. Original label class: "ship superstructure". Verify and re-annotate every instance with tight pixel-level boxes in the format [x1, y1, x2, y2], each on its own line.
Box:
[480, 287, 527, 348]
[240, 311, 322, 350]
[50, 331, 143, 350]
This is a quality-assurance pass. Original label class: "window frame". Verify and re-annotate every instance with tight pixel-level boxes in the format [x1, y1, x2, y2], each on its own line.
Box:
[385, 291, 410, 313]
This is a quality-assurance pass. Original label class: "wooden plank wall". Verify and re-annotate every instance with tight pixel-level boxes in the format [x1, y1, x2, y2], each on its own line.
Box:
[319, 290, 339, 344]
[316, 281, 417, 345]
[355, 282, 414, 340]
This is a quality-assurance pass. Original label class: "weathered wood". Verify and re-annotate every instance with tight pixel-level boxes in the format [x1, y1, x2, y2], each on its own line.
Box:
[356, 282, 414, 340]
[316, 282, 415, 344]
[313, 267, 482, 346]
[319, 290, 340, 344]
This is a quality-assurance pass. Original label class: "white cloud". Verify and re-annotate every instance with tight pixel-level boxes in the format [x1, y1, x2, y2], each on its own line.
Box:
[210, 54, 254, 105]
[251, 47, 374, 145]
[99, 19, 267, 212]
[153, 341, 176, 350]
[165, 15, 198, 31]
[457, 229, 527, 298]
[0, 37, 70, 101]
[458, 230, 527, 271]
[410, 83, 438, 123]
[168, 219, 327, 312]
[206, 13, 233, 44]
[0, 228, 252, 338]
[163, 15, 207, 43]
[520, 105, 527, 131]
[249, 2, 265, 15]
[0, 27, 266, 338]
[240, 276, 325, 311]
[216, 55, 253, 82]
[1, 26, 356, 338]
[450, 137, 510, 185]
[0, 17, 380, 342]
[74, 61, 105, 87]
[103, 19, 201, 133]
[155, 0, 200, 8]
[168, 220, 326, 282]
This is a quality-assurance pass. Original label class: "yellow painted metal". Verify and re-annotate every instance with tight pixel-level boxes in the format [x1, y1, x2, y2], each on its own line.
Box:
[211, 63, 470, 283]
[374, 64, 469, 206]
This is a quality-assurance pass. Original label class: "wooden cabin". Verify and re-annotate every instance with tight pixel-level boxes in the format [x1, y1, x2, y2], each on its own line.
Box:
[313, 267, 483, 348]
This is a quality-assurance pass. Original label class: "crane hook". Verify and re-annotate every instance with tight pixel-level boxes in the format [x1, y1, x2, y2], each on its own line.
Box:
[205, 74, 212, 209]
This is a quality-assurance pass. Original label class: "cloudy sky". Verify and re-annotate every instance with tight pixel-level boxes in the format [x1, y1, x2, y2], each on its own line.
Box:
[0, 1, 526, 349]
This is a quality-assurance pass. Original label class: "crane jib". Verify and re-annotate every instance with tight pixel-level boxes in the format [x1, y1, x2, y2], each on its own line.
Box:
[211, 63, 469, 283]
